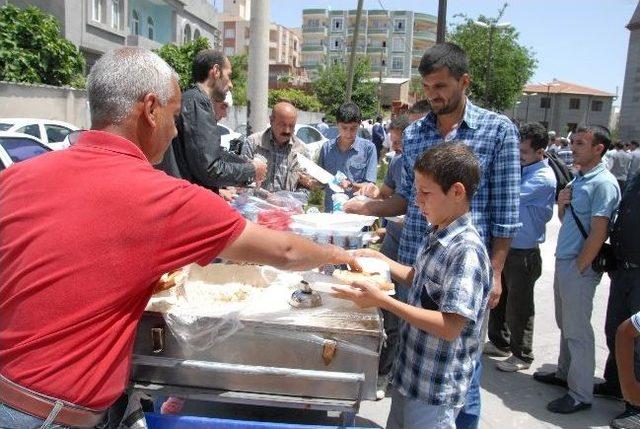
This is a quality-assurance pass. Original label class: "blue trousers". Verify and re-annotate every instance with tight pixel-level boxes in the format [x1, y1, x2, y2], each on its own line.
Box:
[455, 358, 481, 429]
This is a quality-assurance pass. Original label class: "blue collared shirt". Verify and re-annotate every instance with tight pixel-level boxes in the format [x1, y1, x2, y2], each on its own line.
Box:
[511, 160, 556, 249]
[318, 136, 377, 212]
[555, 162, 620, 259]
[396, 99, 521, 264]
[393, 213, 492, 406]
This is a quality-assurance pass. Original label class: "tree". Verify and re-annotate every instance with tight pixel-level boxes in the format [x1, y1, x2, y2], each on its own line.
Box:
[448, 3, 537, 112]
[313, 58, 378, 121]
[268, 88, 321, 112]
[229, 54, 247, 106]
[0, 4, 84, 87]
[155, 37, 210, 90]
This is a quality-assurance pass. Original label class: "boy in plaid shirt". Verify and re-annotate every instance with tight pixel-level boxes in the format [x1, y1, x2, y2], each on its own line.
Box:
[333, 143, 492, 429]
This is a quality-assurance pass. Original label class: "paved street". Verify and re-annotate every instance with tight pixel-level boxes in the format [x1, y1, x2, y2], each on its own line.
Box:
[181, 206, 625, 428]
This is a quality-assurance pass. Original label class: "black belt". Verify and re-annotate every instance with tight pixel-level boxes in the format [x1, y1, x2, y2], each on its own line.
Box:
[619, 261, 640, 270]
[510, 248, 539, 255]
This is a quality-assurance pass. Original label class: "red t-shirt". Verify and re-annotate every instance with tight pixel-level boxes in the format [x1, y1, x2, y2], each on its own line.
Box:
[0, 131, 246, 409]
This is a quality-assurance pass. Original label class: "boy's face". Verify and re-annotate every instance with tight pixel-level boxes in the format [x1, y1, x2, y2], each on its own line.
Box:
[337, 122, 359, 146]
[390, 129, 403, 153]
[414, 171, 462, 228]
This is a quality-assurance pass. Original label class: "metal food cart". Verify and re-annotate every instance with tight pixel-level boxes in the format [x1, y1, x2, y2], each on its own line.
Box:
[131, 263, 383, 426]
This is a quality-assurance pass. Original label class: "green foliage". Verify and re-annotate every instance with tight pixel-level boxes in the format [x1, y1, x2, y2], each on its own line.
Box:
[229, 54, 247, 106]
[268, 88, 322, 112]
[313, 58, 378, 121]
[155, 37, 210, 90]
[448, 3, 537, 112]
[0, 4, 84, 86]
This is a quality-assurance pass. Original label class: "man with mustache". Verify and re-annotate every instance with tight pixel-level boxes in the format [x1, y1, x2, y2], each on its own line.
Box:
[242, 101, 315, 194]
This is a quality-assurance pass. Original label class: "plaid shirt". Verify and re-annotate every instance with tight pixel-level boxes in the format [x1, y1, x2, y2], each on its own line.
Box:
[393, 213, 492, 406]
[397, 99, 521, 264]
[270, 144, 289, 192]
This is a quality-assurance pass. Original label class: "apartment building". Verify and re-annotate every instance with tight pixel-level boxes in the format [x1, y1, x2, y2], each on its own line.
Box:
[512, 80, 615, 136]
[220, 0, 301, 74]
[5, 0, 221, 71]
[301, 8, 437, 80]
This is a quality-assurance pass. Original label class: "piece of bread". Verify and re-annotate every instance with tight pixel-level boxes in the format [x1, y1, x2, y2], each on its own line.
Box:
[332, 270, 395, 292]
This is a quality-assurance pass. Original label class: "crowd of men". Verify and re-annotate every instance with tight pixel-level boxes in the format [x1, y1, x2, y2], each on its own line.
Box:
[1, 41, 640, 429]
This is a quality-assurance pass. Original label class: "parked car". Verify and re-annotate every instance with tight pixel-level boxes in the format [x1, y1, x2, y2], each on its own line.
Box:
[323, 126, 373, 142]
[217, 123, 244, 151]
[233, 123, 328, 160]
[0, 118, 79, 151]
[0, 131, 52, 171]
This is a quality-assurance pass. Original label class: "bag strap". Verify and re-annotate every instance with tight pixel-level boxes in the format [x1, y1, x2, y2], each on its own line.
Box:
[568, 204, 589, 239]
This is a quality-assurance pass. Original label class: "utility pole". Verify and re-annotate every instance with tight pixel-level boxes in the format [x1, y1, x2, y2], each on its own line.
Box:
[247, 0, 270, 135]
[436, 0, 447, 43]
[483, 24, 495, 108]
[345, 0, 364, 102]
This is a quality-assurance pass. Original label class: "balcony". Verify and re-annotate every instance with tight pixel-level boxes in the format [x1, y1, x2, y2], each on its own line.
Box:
[368, 46, 385, 53]
[413, 31, 437, 42]
[302, 9, 328, 16]
[126, 34, 162, 50]
[368, 10, 388, 16]
[302, 45, 326, 53]
[392, 10, 408, 16]
[367, 28, 388, 35]
[302, 26, 327, 36]
[329, 10, 344, 16]
[414, 12, 437, 23]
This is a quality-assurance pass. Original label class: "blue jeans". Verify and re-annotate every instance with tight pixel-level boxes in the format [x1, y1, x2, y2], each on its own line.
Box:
[0, 403, 68, 429]
[455, 358, 482, 429]
[386, 388, 461, 429]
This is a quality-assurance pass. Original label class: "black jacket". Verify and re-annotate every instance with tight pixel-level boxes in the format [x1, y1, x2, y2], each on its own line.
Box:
[157, 86, 255, 189]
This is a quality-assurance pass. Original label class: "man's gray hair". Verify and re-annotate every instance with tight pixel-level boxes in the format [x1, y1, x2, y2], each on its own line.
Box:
[87, 47, 179, 127]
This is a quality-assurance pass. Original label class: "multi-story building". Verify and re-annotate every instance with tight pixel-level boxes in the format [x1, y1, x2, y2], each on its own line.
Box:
[300, 8, 437, 80]
[220, 0, 301, 78]
[4, 0, 221, 71]
[512, 80, 615, 136]
[618, 1, 640, 141]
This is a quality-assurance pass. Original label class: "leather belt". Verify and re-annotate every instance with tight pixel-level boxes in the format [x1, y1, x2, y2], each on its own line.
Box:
[0, 375, 105, 428]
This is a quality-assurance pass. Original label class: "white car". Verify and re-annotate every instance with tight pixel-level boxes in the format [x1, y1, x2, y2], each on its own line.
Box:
[0, 118, 79, 151]
[217, 123, 243, 151]
[295, 124, 328, 160]
[0, 131, 52, 171]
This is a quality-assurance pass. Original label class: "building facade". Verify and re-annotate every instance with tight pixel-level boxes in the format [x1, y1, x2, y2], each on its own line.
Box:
[300, 8, 437, 80]
[619, 2, 640, 142]
[511, 80, 615, 136]
[5, 0, 220, 71]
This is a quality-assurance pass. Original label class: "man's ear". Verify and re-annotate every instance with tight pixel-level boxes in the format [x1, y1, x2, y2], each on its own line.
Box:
[209, 64, 220, 81]
[460, 73, 471, 92]
[142, 93, 160, 129]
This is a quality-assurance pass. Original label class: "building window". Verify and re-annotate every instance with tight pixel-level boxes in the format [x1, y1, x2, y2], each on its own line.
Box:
[110, 0, 120, 29]
[183, 24, 192, 43]
[591, 100, 603, 112]
[306, 19, 320, 28]
[332, 18, 343, 30]
[394, 19, 405, 31]
[224, 28, 235, 38]
[569, 98, 580, 109]
[381, 58, 386, 66]
[147, 17, 154, 40]
[540, 97, 550, 108]
[224, 47, 234, 56]
[131, 10, 140, 35]
[392, 56, 403, 70]
[330, 37, 342, 51]
[393, 37, 404, 52]
[92, 0, 103, 22]
[194, 29, 200, 40]
[382, 40, 387, 48]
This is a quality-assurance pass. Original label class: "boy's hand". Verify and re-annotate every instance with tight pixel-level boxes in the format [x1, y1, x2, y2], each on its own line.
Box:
[356, 183, 380, 199]
[353, 248, 384, 260]
[331, 280, 387, 308]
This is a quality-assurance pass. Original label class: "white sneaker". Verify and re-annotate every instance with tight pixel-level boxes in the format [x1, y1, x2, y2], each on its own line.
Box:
[482, 341, 511, 357]
[375, 376, 389, 400]
[496, 355, 531, 372]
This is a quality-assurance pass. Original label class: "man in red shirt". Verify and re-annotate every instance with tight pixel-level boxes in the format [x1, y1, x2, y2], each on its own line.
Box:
[0, 47, 356, 429]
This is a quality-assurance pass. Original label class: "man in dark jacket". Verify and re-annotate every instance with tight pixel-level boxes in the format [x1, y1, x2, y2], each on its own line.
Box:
[157, 49, 266, 190]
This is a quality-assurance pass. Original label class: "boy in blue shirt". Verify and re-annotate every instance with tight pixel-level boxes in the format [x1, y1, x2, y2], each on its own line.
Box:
[333, 143, 492, 429]
[318, 102, 377, 212]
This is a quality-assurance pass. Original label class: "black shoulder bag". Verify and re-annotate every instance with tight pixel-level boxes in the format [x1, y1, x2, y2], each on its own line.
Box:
[568, 204, 617, 273]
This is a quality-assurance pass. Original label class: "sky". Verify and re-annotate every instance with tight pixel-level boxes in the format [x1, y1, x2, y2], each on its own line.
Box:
[269, 0, 638, 106]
